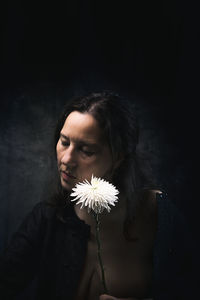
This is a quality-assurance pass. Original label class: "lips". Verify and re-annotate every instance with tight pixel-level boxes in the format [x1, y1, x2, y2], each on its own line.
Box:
[61, 171, 76, 180]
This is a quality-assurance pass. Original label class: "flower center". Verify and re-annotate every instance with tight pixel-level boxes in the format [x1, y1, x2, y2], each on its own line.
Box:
[91, 185, 98, 190]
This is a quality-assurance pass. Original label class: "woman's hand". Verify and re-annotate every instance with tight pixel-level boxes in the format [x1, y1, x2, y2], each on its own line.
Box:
[99, 294, 153, 300]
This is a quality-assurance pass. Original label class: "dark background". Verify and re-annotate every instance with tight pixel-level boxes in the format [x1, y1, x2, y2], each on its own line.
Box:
[0, 1, 199, 253]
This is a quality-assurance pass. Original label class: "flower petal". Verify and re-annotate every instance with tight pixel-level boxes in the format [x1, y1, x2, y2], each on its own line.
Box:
[70, 175, 119, 214]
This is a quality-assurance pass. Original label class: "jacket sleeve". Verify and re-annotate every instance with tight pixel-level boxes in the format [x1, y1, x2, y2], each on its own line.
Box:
[0, 202, 45, 299]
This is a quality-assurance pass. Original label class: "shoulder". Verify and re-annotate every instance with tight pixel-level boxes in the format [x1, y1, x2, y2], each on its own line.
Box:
[143, 189, 191, 242]
[5, 201, 61, 251]
[16, 201, 59, 236]
[141, 188, 178, 212]
[25, 201, 57, 221]
[139, 189, 182, 230]
[141, 188, 163, 202]
[139, 189, 163, 215]
[141, 189, 183, 222]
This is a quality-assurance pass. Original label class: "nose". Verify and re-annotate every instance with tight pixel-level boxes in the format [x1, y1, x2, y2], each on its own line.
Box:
[61, 145, 77, 168]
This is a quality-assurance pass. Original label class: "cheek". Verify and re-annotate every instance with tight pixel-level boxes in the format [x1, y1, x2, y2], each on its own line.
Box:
[98, 154, 114, 178]
[56, 144, 62, 164]
[101, 150, 113, 169]
[90, 157, 114, 177]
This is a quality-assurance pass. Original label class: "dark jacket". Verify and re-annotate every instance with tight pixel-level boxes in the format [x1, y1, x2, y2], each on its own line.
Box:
[0, 193, 197, 300]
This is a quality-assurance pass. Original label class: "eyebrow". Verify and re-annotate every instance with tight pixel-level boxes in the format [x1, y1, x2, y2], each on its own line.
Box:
[60, 133, 99, 148]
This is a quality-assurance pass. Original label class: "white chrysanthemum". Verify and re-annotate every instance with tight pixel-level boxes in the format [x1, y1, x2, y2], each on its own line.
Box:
[70, 175, 119, 214]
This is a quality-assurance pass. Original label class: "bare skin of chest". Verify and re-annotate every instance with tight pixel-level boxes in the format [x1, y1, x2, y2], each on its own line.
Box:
[75, 234, 154, 300]
[74, 191, 157, 300]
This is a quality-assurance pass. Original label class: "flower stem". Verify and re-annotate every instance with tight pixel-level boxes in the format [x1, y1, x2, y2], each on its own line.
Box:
[94, 213, 108, 294]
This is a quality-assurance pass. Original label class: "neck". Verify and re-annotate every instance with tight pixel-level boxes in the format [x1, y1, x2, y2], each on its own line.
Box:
[74, 194, 127, 237]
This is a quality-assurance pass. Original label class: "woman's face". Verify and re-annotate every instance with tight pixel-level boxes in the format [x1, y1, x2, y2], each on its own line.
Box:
[56, 111, 117, 191]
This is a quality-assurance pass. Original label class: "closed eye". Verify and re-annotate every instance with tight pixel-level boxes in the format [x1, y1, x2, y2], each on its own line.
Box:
[80, 149, 95, 157]
[61, 139, 70, 147]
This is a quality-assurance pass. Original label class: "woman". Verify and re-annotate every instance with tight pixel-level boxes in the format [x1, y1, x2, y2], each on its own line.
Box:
[0, 92, 195, 299]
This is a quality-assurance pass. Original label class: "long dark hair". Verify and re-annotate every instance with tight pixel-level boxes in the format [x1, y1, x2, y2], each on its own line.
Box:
[49, 91, 157, 238]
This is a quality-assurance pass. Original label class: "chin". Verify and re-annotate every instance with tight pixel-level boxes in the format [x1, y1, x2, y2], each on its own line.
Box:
[60, 179, 73, 192]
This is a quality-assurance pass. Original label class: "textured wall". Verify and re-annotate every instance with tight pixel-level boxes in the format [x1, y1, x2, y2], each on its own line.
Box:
[0, 81, 195, 253]
[0, 1, 199, 253]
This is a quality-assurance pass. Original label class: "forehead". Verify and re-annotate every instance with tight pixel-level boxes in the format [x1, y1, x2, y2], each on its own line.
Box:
[61, 111, 104, 143]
